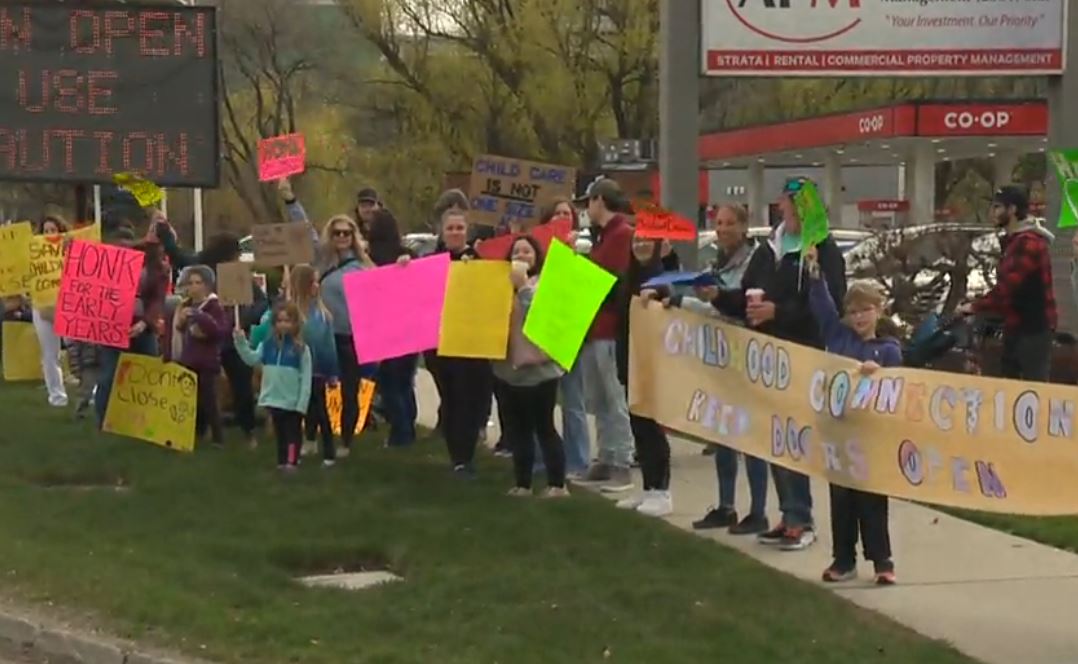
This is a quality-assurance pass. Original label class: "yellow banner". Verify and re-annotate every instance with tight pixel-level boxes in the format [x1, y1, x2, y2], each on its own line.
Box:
[327, 378, 376, 436]
[28, 224, 101, 308]
[102, 354, 197, 452]
[629, 300, 1078, 516]
[0, 223, 32, 297]
[2, 321, 42, 382]
[438, 261, 513, 359]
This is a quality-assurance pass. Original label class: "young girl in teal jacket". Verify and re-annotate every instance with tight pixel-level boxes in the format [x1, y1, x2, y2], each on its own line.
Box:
[234, 301, 312, 471]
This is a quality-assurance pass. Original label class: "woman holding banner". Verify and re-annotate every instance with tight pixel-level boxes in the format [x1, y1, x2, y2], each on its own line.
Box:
[428, 208, 490, 477]
[32, 215, 70, 408]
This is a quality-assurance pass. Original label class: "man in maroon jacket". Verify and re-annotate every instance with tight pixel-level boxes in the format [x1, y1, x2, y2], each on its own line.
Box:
[959, 185, 1056, 381]
[577, 178, 636, 492]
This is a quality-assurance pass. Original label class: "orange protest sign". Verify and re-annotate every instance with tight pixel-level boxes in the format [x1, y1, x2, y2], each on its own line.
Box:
[633, 203, 697, 241]
[258, 133, 306, 182]
[327, 379, 376, 435]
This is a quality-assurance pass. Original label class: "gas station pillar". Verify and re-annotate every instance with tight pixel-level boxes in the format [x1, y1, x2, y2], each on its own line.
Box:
[1047, 4, 1078, 331]
[748, 161, 766, 226]
[659, 0, 700, 268]
[909, 142, 936, 224]
[993, 150, 1021, 188]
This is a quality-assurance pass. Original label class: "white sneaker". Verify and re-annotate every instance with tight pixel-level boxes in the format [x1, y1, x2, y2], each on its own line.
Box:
[636, 491, 673, 517]
[48, 397, 69, 408]
[616, 492, 650, 510]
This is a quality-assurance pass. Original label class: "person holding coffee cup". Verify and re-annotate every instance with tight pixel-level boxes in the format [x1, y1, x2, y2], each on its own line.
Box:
[703, 178, 847, 552]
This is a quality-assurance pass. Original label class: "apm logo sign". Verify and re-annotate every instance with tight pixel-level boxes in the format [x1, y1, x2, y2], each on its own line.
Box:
[728, 0, 863, 44]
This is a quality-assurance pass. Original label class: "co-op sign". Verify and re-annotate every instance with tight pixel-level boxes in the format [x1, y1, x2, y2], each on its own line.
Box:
[702, 0, 1065, 76]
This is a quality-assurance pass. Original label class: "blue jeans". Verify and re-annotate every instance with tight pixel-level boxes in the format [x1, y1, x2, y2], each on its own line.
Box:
[95, 331, 159, 428]
[578, 340, 633, 468]
[715, 446, 768, 517]
[377, 354, 418, 446]
[559, 359, 590, 474]
[772, 465, 813, 528]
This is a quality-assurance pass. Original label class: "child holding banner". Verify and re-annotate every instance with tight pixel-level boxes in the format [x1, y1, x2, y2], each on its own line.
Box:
[493, 236, 568, 498]
[234, 302, 313, 471]
[289, 265, 340, 467]
[169, 266, 228, 448]
[805, 248, 900, 585]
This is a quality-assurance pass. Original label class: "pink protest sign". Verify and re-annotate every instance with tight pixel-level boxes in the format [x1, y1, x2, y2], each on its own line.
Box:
[258, 133, 306, 182]
[343, 253, 451, 363]
[53, 240, 145, 349]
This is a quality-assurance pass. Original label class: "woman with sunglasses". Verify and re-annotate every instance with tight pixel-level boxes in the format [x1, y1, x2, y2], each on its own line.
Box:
[280, 180, 375, 456]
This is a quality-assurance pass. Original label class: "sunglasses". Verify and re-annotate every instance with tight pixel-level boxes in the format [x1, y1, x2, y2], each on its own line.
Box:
[782, 179, 805, 195]
[332, 228, 354, 238]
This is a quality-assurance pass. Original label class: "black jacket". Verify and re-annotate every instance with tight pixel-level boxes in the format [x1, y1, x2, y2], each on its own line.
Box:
[615, 249, 677, 387]
[714, 233, 846, 349]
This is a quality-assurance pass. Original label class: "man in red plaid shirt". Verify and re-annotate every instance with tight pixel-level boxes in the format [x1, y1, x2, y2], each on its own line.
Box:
[958, 186, 1056, 381]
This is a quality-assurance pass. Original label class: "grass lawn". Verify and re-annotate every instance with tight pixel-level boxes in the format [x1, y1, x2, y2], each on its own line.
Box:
[950, 510, 1078, 554]
[0, 382, 974, 664]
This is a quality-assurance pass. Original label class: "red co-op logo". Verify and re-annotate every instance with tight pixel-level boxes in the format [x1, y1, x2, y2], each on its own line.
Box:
[727, 0, 863, 44]
[944, 110, 1011, 131]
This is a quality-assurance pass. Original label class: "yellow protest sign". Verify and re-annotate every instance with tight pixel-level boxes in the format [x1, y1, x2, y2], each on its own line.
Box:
[29, 224, 101, 308]
[2, 321, 42, 382]
[630, 301, 1078, 516]
[438, 261, 513, 359]
[102, 354, 197, 452]
[523, 240, 616, 370]
[114, 173, 164, 208]
[0, 223, 32, 297]
[327, 378, 376, 435]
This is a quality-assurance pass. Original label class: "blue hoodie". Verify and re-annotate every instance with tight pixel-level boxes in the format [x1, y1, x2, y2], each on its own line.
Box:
[808, 277, 902, 367]
[235, 333, 313, 414]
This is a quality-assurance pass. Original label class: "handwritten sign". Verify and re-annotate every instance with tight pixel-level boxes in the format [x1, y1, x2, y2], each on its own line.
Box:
[327, 379, 376, 435]
[113, 172, 164, 207]
[53, 241, 144, 349]
[523, 240, 615, 370]
[102, 354, 197, 452]
[630, 301, 1078, 516]
[438, 261, 513, 359]
[28, 224, 101, 308]
[344, 253, 450, 363]
[469, 154, 575, 228]
[633, 204, 697, 242]
[2, 321, 42, 382]
[216, 262, 254, 307]
[0, 223, 33, 297]
[258, 134, 307, 182]
[251, 223, 314, 266]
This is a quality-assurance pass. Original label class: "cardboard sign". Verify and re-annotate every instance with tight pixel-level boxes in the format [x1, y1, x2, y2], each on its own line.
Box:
[630, 300, 1078, 516]
[2, 321, 42, 381]
[522, 240, 616, 370]
[634, 205, 697, 242]
[469, 154, 575, 227]
[0, 222, 32, 297]
[438, 261, 513, 359]
[53, 241, 144, 349]
[102, 353, 197, 452]
[113, 172, 164, 207]
[251, 223, 314, 266]
[344, 253, 451, 364]
[28, 224, 101, 308]
[327, 379, 376, 435]
[216, 262, 254, 307]
[258, 134, 307, 182]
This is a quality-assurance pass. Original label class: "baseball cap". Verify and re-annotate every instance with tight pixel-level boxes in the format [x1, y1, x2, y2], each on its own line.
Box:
[356, 187, 380, 204]
[577, 176, 629, 211]
[991, 185, 1029, 214]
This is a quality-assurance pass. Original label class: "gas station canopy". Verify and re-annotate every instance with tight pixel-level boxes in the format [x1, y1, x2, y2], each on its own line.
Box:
[697, 100, 1047, 168]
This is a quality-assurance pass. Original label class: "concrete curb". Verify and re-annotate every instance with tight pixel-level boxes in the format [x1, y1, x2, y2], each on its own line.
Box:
[0, 606, 210, 664]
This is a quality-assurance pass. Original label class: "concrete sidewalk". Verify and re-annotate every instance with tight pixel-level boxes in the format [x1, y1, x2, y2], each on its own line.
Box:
[413, 370, 1078, 664]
